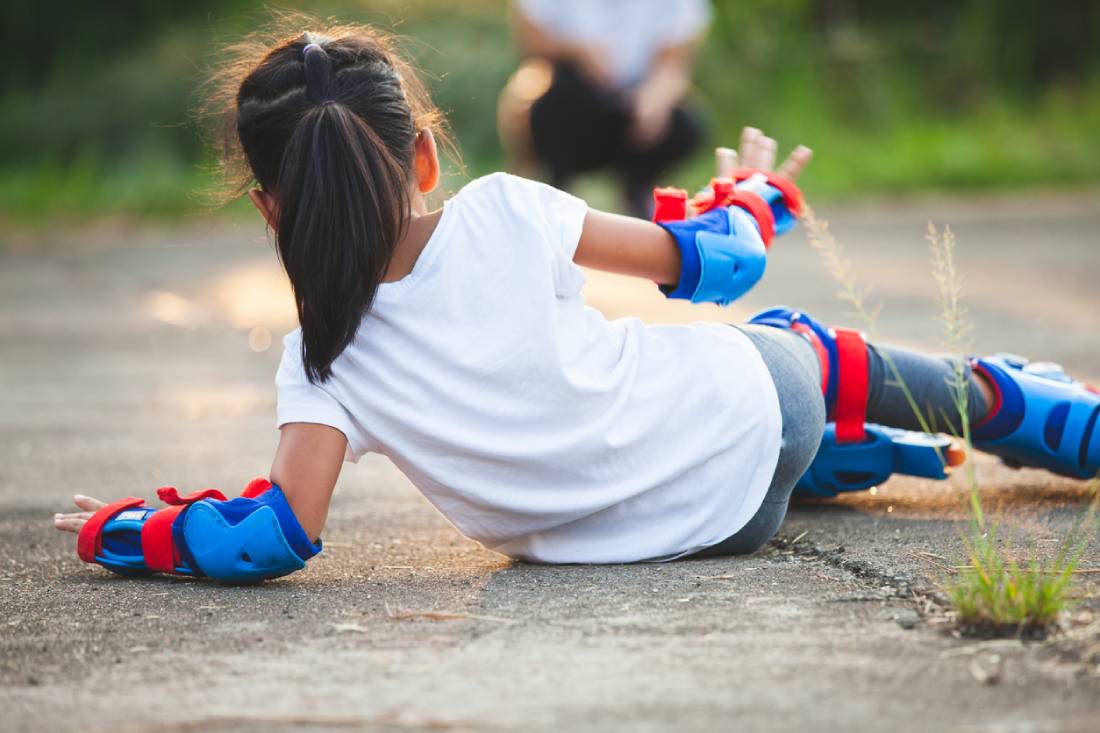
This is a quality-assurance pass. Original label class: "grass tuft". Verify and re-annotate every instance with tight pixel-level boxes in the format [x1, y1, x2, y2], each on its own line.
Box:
[803, 209, 1097, 636]
[927, 221, 1099, 635]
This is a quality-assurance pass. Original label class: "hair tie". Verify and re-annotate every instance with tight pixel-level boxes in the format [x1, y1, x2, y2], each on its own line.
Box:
[302, 42, 335, 103]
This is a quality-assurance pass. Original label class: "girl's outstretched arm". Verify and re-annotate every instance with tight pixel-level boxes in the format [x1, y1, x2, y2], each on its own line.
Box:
[54, 422, 346, 556]
[573, 127, 812, 288]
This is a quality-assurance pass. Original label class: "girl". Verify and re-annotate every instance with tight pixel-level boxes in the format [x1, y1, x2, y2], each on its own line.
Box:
[55, 23, 1098, 581]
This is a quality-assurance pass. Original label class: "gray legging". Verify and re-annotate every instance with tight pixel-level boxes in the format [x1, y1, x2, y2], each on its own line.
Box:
[692, 324, 991, 557]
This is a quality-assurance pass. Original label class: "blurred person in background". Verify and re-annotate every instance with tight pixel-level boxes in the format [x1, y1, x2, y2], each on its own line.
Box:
[498, 0, 711, 217]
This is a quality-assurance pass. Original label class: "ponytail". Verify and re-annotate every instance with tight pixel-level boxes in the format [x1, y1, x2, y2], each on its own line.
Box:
[214, 22, 450, 383]
[276, 87, 410, 383]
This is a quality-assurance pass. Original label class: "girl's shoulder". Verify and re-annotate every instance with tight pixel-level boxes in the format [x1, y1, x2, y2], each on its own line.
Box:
[449, 172, 584, 224]
[450, 171, 541, 205]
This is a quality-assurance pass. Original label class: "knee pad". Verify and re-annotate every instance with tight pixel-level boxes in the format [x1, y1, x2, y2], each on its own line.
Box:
[972, 355, 1100, 479]
[749, 306, 962, 497]
[77, 478, 321, 584]
[747, 306, 869, 442]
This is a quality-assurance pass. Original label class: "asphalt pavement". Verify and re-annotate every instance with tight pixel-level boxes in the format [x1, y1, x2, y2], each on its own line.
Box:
[2, 189, 1099, 732]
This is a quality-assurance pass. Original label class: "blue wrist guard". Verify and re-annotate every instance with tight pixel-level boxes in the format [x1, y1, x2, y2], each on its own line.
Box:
[735, 174, 798, 237]
[658, 205, 767, 306]
[653, 170, 803, 306]
[77, 478, 321, 584]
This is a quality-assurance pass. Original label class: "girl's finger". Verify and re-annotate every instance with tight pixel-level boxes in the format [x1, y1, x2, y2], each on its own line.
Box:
[53, 514, 89, 533]
[739, 127, 762, 168]
[714, 146, 738, 177]
[73, 494, 106, 512]
[776, 145, 813, 180]
[758, 136, 778, 172]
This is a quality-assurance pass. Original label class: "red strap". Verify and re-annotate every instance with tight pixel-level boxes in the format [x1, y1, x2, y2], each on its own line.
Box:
[732, 168, 803, 216]
[76, 497, 146, 564]
[156, 486, 227, 505]
[832, 328, 869, 443]
[687, 178, 776, 247]
[652, 187, 688, 223]
[725, 190, 776, 247]
[240, 477, 274, 499]
[791, 322, 830, 396]
[141, 487, 228, 573]
[141, 505, 187, 573]
[970, 362, 1004, 431]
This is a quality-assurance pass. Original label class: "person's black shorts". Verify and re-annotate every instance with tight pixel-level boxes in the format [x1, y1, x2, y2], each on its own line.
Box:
[529, 63, 703, 197]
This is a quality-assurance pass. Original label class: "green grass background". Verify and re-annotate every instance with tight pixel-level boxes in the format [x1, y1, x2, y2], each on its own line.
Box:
[2, 0, 1099, 225]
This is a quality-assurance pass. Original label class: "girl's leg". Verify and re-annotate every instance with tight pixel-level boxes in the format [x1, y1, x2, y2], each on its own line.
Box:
[692, 325, 825, 557]
[864, 343, 991, 434]
[695, 328, 994, 558]
[750, 306, 1100, 479]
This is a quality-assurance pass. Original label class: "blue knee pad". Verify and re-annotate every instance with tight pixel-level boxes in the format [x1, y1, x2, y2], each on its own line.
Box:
[748, 306, 840, 407]
[658, 206, 767, 306]
[79, 480, 321, 584]
[749, 305, 960, 497]
[973, 355, 1100, 479]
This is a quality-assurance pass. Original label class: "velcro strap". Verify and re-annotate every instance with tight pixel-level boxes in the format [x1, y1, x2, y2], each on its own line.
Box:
[689, 178, 777, 246]
[652, 187, 688, 223]
[156, 486, 228, 505]
[141, 505, 188, 573]
[241, 477, 274, 499]
[791, 322, 830, 395]
[77, 497, 145, 564]
[732, 168, 803, 216]
[832, 327, 869, 443]
[725, 190, 775, 247]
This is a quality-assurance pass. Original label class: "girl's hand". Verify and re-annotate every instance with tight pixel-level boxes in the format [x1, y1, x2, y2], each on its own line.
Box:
[729, 126, 813, 181]
[53, 494, 106, 533]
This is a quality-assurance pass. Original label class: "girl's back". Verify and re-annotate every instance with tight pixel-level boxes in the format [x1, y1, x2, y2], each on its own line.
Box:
[276, 172, 782, 562]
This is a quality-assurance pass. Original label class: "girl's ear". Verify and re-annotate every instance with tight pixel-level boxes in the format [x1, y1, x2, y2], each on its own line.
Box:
[248, 188, 280, 231]
[414, 129, 440, 194]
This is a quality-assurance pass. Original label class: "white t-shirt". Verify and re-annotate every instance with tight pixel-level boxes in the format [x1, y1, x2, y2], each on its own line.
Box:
[517, 0, 712, 89]
[276, 173, 781, 563]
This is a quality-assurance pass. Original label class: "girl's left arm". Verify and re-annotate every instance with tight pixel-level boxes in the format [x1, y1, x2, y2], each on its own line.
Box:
[268, 422, 347, 540]
[54, 422, 346, 581]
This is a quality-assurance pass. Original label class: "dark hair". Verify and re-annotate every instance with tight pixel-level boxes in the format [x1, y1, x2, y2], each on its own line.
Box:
[208, 18, 449, 383]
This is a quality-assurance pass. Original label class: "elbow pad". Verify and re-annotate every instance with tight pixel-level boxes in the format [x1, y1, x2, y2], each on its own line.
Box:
[657, 205, 767, 306]
[77, 478, 321, 584]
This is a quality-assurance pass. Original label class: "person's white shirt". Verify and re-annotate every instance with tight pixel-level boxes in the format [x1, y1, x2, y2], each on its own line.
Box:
[276, 173, 781, 563]
[517, 0, 711, 90]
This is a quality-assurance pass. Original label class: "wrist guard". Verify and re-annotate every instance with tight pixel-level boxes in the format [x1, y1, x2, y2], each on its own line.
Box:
[77, 478, 321, 584]
[653, 170, 802, 306]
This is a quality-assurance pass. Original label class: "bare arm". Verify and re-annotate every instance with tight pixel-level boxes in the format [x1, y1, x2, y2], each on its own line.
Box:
[574, 210, 681, 286]
[54, 422, 346, 542]
[268, 422, 346, 540]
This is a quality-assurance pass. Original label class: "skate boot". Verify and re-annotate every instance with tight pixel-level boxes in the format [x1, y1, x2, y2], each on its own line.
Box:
[972, 355, 1100, 479]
